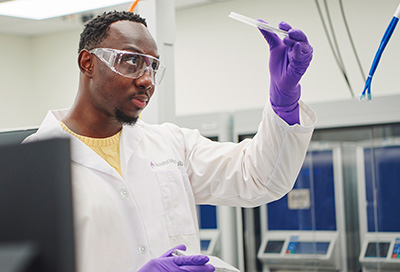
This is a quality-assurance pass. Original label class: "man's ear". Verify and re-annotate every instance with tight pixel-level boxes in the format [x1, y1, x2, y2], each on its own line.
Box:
[78, 50, 94, 77]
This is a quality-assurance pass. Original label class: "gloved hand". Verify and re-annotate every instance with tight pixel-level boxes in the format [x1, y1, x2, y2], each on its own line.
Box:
[258, 20, 313, 125]
[137, 244, 215, 272]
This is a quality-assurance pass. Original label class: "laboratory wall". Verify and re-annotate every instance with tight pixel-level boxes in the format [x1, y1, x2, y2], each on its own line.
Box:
[0, 34, 35, 129]
[175, 0, 400, 115]
[31, 30, 81, 121]
[0, 29, 81, 130]
[0, 0, 400, 129]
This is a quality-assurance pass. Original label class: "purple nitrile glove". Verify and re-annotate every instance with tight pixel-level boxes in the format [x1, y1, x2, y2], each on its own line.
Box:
[258, 20, 313, 125]
[137, 244, 215, 272]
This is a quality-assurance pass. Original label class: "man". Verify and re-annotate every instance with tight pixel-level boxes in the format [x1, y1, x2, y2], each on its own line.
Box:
[24, 11, 316, 272]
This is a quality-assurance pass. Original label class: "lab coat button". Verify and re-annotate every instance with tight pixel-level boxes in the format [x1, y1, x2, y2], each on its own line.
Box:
[120, 188, 129, 198]
[138, 245, 147, 254]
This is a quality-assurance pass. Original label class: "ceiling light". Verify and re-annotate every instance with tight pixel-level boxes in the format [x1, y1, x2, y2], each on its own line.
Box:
[0, 0, 132, 20]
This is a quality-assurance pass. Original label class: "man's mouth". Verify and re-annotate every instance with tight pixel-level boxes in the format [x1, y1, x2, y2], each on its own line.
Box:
[131, 98, 147, 109]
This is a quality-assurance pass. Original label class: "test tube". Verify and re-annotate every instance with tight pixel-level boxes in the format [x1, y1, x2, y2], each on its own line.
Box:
[228, 12, 288, 37]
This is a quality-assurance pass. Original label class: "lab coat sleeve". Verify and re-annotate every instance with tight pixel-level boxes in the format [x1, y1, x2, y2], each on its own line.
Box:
[166, 101, 316, 208]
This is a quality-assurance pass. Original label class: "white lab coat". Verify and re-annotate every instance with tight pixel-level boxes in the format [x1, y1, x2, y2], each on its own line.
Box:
[24, 101, 316, 272]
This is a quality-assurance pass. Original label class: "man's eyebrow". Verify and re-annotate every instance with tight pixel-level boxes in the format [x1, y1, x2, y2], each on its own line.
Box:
[123, 47, 160, 59]
[122, 46, 142, 53]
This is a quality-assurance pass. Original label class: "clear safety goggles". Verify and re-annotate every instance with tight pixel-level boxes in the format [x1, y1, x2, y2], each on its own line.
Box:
[89, 48, 166, 85]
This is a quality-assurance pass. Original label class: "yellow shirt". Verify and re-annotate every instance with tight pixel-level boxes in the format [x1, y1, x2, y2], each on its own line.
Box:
[60, 121, 122, 177]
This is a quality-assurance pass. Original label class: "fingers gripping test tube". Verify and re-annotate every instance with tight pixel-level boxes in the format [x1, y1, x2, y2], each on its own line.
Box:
[228, 12, 288, 37]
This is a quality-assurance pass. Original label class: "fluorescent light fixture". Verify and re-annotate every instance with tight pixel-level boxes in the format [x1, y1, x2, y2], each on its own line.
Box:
[0, 0, 132, 20]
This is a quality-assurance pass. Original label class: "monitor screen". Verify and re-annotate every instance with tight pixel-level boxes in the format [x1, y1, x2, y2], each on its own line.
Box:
[0, 138, 75, 272]
[200, 239, 211, 251]
[392, 238, 400, 259]
[286, 241, 330, 255]
[238, 133, 254, 142]
[206, 136, 218, 142]
[364, 242, 390, 258]
[264, 240, 285, 254]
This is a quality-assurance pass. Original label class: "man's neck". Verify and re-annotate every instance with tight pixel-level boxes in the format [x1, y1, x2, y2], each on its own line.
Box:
[62, 108, 122, 138]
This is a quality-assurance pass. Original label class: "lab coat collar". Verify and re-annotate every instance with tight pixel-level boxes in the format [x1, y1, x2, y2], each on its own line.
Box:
[120, 119, 144, 167]
[36, 109, 144, 180]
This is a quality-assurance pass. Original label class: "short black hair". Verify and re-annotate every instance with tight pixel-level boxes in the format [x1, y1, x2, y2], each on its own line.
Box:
[78, 11, 147, 53]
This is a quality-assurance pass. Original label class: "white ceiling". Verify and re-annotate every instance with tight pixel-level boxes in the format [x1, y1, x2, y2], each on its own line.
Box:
[0, 0, 231, 36]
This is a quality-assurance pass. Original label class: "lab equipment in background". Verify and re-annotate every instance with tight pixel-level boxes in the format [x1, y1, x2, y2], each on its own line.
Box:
[357, 140, 400, 271]
[175, 112, 238, 267]
[360, 2, 400, 101]
[228, 12, 288, 37]
[0, 138, 75, 272]
[257, 144, 359, 271]
[198, 204, 221, 256]
[232, 108, 360, 272]
[232, 108, 265, 272]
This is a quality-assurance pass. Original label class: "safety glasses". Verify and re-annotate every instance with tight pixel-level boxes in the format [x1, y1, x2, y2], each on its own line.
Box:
[89, 48, 166, 85]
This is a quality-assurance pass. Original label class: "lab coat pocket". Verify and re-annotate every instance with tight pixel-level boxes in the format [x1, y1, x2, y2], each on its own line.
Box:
[156, 170, 196, 236]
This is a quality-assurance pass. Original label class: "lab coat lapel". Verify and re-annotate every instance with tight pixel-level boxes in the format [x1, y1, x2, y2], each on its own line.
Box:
[120, 120, 144, 168]
[69, 120, 145, 180]
[39, 109, 123, 179]
[69, 136, 122, 180]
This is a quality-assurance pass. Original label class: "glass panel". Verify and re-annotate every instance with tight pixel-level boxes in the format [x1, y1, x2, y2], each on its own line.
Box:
[198, 204, 218, 229]
[309, 123, 400, 272]
[267, 150, 336, 231]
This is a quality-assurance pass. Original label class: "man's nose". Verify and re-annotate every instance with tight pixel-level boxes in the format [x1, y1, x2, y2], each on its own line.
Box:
[135, 68, 154, 88]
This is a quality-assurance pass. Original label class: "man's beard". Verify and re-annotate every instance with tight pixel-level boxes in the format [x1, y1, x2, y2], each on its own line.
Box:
[115, 109, 139, 126]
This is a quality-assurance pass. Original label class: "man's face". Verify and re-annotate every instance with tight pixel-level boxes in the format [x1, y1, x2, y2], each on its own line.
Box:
[89, 20, 159, 125]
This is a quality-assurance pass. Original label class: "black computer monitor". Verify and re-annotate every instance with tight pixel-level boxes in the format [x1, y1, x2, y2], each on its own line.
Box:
[0, 138, 75, 272]
[0, 128, 37, 146]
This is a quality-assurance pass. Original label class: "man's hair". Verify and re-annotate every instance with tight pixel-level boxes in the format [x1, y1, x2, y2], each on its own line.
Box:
[78, 11, 147, 53]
